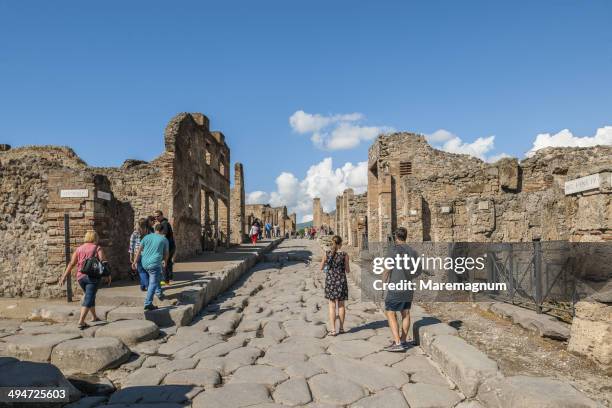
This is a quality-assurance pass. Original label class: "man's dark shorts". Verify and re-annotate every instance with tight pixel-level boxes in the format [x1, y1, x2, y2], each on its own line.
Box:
[384, 299, 412, 312]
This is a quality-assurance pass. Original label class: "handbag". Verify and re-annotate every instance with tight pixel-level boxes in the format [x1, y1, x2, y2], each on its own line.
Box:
[323, 251, 335, 274]
[81, 246, 111, 278]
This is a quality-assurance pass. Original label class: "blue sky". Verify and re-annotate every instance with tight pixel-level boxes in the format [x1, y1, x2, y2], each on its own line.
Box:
[1, 1, 611, 220]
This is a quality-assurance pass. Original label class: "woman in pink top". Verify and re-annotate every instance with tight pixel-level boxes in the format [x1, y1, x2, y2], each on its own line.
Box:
[60, 230, 110, 329]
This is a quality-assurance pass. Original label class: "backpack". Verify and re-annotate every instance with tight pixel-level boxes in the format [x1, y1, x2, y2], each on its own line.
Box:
[81, 245, 111, 278]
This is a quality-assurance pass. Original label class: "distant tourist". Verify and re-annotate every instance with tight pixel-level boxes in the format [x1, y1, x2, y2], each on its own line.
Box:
[382, 227, 414, 352]
[154, 210, 175, 286]
[249, 222, 260, 244]
[59, 230, 110, 329]
[265, 222, 272, 239]
[132, 223, 168, 310]
[321, 235, 349, 336]
[129, 218, 150, 291]
[274, 224, 280, 238]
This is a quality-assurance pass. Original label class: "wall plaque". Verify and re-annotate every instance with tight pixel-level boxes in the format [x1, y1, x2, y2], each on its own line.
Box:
[564, 174, 601, 195]
[97, 191, 111, 201]
[60, 189, 89, 198]
[409, 209, 418, 216]
[440, 206, 451, 214]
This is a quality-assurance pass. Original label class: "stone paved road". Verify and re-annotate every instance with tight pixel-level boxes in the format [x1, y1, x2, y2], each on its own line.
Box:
[88, 239, 464, 408]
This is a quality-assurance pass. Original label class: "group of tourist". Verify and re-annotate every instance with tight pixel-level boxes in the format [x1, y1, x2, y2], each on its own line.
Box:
[59, 210, 176, 329]
[249, 219, 283, 244]
[321, 227, 413, 352]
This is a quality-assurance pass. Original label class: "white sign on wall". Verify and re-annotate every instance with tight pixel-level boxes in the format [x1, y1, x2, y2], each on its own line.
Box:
[440, 206, 451, 214]
[564, 174, 600, 195]
[60, 189, 89, 198]
[97, 191, 111, 201]
[478, 201, 489, 210]
[409, 209, 418, 216]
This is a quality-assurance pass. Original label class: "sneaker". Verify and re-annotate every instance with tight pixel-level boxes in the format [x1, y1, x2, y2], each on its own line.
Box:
[384, 343, 405, 352]
[158, 293, 166, 302]
[401, 341, 411, 349]
[144, 304, 158, 311]
[160, 281, 167, 287]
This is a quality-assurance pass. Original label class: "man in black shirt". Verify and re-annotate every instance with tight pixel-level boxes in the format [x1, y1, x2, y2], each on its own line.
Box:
[154, 210, 176, 285]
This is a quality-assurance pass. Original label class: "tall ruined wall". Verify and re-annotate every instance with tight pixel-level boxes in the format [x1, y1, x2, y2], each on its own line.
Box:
[1, 112, 234, 298]
[0, 147, 85, 297]
[164, 113, 231, 257]
[334, 190, 367, 248]
[245, 203, 295, 235]
[368, 133, 612, 243]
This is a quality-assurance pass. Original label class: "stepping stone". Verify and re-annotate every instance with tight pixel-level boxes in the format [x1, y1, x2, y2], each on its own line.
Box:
[478, 375, 600, 408]
[259, 351, 308, 368]
[308, 373, 366, 405]
[192, 382, 272, 408]
[273, 377, 312, 406]
[163, 368, 221, 387]
[95, 320, 159, 346]
[30, 305, 115, 323]
[122, 367, 165, 387]
[229, 365, 289, 387]
[51, 337, 131, 374]
[327, 339, 379, 359]
[285, 361, 325, 379]
[351, 388, 409, 408]
[107, 305, 194, 327]
[402, 383, 462, 408]
[157, 358, 199, 374]
[3, 332, 81, 362]
[109, 384, 202, 404]
[0, 359, 82, 403]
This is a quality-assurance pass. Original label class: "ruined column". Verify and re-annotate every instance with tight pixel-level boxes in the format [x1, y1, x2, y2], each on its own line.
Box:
[313, 198, 322, 229]
[230, 163, 246, 244]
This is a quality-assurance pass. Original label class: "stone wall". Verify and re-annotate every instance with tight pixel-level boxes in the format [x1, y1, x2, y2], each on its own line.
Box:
[312, 198, 335, 232]
[332, 189, 367, 249]
[245, 204, 295, 236]
[0, 112, 234, 298]
[367, 133, 612, 244]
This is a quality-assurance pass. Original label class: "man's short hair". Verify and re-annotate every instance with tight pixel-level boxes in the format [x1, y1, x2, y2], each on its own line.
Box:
[394, 227, 408, 242]
[155, 210, 163, 216]
[154, 223, 164, 232]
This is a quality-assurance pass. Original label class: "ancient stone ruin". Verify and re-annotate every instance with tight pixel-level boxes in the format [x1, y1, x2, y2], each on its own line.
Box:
[245, 204, 296, 238]
[0, 112, 246, 298]
[313, 132, 611, 371]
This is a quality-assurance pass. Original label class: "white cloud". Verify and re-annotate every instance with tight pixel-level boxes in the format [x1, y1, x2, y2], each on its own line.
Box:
[425, 129, 506, 162]
[246, 157, 368, 223]
[289, 110, 392, 150]
[526, 126, 612, 156]
[246, 191, 270, 204]
[301, 214, 313, 223]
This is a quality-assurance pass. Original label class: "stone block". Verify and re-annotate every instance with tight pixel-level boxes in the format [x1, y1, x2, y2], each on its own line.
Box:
[418, 322, 458, 352]
[51, 337, 131, 374]
[94, 320, 159, 345]
[427, 334, 499, 398]
[477, 375, 600, 408]
[568, 301, 612, 372]
[3, 332, 81, 362]
[402, 383, 463, 408]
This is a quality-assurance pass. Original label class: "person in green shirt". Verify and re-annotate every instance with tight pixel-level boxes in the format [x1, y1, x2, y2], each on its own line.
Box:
[132, 223, 168, 310]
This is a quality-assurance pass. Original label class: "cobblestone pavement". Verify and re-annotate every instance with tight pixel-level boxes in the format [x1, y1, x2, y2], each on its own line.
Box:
[88, 239, 463, 408]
